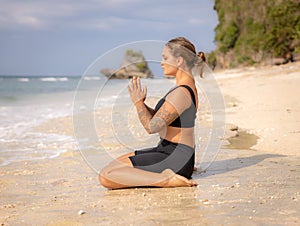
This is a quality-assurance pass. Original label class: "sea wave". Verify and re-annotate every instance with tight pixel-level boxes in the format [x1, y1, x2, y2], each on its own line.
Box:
[39, 77, 69, 82]
[18, 78, 30, 82]
[83, 76, 101, 81]
[0, 77, 150, 166]
[0, 100, 75, 166]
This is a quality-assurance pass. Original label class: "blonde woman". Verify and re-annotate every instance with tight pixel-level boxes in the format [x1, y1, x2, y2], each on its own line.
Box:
[99, 37, 205, 189]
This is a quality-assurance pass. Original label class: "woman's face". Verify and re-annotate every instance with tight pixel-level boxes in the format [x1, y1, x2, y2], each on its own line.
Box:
[161, 46, 178, 77]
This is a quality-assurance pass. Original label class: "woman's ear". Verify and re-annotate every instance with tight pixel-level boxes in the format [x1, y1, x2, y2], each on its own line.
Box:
[176, 56, 184, 67]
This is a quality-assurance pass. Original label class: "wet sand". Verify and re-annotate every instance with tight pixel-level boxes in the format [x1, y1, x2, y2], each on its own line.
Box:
[1, 62, 300, 225]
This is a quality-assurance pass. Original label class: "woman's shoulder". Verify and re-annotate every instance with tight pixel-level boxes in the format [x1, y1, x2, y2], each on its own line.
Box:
[169, 85, 195, 97]
[165, 86, 192, 106]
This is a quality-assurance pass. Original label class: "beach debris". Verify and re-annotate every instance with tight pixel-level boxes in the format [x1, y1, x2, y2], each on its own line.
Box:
[201, 199, 210, 205]
[77, 210, 86, 215]
[2, 204, 15, 209]
[229, 125, 238, 131]
[50, 179, 68, 186]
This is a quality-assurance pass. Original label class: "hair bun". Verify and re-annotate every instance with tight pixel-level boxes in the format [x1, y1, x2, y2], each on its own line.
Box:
[197, 51, 206, 62]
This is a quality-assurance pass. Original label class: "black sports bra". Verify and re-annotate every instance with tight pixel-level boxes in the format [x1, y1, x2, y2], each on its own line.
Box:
[154, 85, 197, 128]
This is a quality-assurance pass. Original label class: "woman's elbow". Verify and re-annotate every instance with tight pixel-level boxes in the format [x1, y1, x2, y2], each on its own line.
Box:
[144, 127, 152, 134]
[148, 119, 165, 134]
[146, 126, 161, 135]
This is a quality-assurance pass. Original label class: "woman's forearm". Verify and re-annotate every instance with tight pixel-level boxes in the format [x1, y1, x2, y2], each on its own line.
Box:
[135, 101, 153, 134]
[135, 101, 167, 134]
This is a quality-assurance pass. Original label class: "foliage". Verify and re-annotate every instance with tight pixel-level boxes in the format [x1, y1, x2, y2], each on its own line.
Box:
[136, 62, 147, 71]
[264, 0, 300, 57]
[216, 21, 239, 53]
[206, 51, 217, 69]
[213, 0, 300, 67]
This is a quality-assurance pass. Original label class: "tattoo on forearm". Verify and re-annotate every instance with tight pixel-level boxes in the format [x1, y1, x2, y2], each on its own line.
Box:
[136, 103, 152, 133]
[150, 107, 178, 133]
[135, 101, 179, 134]
[149, 117, 165, 133]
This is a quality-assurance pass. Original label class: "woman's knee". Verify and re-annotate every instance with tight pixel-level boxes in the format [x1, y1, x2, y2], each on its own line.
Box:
[98, 166, 127, 189]
[98, 156, 134, 188]
[98, 162, 125, 188]
[98, 167, 113, 188]
[98, 172, 110, 188]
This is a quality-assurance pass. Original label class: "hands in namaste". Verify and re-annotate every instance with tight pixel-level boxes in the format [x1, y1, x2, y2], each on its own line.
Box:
[127, 76, 147, 105]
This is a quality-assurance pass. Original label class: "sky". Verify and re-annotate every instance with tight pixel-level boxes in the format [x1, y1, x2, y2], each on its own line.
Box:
[0, 0, 218, 76]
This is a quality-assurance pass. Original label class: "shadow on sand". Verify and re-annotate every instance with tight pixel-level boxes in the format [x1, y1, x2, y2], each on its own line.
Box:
[194, 153, 286, 179]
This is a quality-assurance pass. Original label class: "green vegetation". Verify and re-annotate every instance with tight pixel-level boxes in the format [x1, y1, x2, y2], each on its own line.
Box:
[216, 21, 239, 53]
[125, 49, 147, 71]
[136, 62, 147, 71]
[206, 51, 217, 69]
[125, 49, 143, 58]
[213, 0, 300, 68]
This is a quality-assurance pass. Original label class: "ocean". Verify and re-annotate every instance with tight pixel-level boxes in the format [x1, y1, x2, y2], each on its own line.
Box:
[0, 75, 77, 166]
[0, 75, 174, 166]
[0, 74, 224, 172]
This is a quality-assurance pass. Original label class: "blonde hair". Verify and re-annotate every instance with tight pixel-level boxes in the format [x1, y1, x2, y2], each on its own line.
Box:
[166, 37, 206, 78]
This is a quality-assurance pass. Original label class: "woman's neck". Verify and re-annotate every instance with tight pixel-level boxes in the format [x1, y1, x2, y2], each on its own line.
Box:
[175, 68, 194, 85]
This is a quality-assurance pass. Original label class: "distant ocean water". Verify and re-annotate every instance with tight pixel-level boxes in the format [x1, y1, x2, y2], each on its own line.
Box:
[0, 75, 173, 166]
[0, 75, 79, 166]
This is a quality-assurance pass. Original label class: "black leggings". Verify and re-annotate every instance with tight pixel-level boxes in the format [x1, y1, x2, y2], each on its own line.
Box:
[129, 139, 195, 179]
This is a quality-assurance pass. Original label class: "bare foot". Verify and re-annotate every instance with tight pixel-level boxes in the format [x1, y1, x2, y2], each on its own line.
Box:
[161, 169, 198, 188]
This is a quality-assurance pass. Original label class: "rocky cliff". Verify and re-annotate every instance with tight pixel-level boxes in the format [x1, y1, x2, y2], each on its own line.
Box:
[210, 0, 300, 68]
[100, 50, 154, 79]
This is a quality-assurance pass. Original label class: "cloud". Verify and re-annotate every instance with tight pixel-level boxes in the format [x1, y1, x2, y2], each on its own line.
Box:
[188, 18, 205, 25]
[0, 0, 218, 75]
[0, 0, 145, 29]
[0, 0, 214, 31]
[80, 16, 127, 30]
[17, 15, 44, 28]
[0, 1, 59, 30]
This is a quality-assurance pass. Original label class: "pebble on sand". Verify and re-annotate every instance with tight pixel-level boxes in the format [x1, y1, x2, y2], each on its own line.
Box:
[77, 210, 86, 215]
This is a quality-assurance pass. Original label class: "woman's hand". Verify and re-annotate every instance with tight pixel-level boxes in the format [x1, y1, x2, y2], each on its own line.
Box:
[127, 76, 147, 105]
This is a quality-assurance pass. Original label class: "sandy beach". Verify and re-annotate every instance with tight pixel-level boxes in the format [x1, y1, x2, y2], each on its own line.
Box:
[1, 62, 300, 225]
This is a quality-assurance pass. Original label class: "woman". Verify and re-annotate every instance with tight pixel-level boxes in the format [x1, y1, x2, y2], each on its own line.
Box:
[99, 37, 205, 189]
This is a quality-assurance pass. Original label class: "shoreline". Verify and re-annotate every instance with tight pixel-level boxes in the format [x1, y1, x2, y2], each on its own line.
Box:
[1, 62, 300, 225]
[215, 61, 300, 156]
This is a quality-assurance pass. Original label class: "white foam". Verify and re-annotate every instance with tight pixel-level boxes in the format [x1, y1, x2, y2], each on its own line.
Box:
[57, 77, 68, 81]
[39, 77, 69, 82]
[84, 76, 101, 80]
[0, 131, 76, 166]
[95, 95, 118, 108]
[18, 78, 30, 82]
[40, 77, 58, 82]
[0, 149, 69, 166]
[0, 101, 76, 166]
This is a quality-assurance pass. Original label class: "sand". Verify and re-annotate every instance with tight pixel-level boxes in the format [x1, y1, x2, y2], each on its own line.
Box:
[1, 62, 300, 225]
[217, 62, 300, 155]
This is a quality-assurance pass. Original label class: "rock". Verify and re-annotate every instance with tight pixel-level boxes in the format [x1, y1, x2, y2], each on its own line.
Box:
[100, 49, 154, 79]
[77, 210, 86, 215]
[223, 123, 239, 139]
[272, 58, 289, 66]
[100, 68, 115, 77]
[226, 124, 238, 131]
